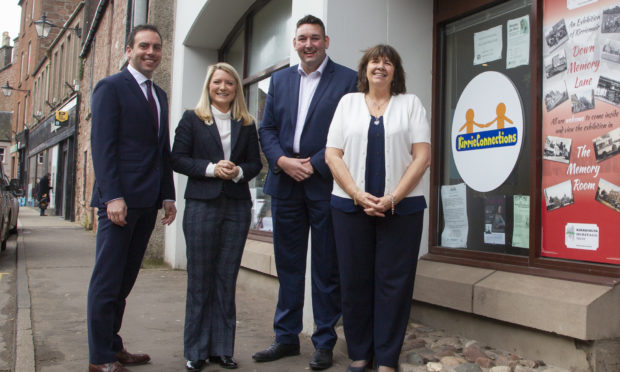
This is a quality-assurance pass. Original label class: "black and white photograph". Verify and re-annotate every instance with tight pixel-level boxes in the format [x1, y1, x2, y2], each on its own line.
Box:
[595, 178, 620, 213]
[593, 127, 620, 162]
[570, 90, 595, 113]
[544, 80, 569, 111]
[544, 180, 574, 211]
[602, 6, 620, 33]
[595, 75, 620, 106]
[544, 50, 567, 78]
[483, 196, 506, 245]
[601, 38, 620, 63]
[543, 135, 572, 163]
[544, 19, 569, 52]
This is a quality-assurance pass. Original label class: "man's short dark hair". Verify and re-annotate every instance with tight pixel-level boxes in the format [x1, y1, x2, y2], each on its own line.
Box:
[127, 24, 162, 48]
[296, 15, 326, 36]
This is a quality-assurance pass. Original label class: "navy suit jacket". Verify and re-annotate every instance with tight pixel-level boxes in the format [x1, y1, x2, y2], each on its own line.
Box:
[90, 68, 175, 209]
[170, 110, 262, 200]
[259, 58, 357, 200]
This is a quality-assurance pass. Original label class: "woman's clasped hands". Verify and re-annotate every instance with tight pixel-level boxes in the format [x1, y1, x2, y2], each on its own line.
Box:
[214, 159, 240, 180]
[355, 190, 392, 217]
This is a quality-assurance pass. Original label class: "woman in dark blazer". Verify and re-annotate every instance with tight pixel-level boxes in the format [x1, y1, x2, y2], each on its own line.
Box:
[171, 62, 262, 371]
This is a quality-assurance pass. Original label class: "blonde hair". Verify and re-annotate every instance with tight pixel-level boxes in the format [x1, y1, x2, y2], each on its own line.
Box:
[194, 62, 254, 126]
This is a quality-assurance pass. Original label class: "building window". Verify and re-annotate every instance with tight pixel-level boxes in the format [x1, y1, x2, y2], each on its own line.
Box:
[436, 0, 531, 256]
[0, 148, 5, 163]
[431, 0, 620, 278]
[220, 0, 291, 235]
[37, 153, 44, 165]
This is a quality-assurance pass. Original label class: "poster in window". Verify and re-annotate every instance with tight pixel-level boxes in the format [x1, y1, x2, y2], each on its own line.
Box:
[484, 195, 506, 245]
[541, 0, 620, 264]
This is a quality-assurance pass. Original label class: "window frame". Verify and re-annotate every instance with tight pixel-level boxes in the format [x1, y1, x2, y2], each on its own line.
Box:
[219, 0, 291, 241]
[429, 0, 620, 281]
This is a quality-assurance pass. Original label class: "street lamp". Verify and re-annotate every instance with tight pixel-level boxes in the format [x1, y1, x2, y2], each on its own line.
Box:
[34, 13, 82, 39]
[2, 81, 30, 97]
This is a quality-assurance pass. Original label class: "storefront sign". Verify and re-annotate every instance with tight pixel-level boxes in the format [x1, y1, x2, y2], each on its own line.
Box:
[451, 71, 524, 192]
[541, 0, 620, 264]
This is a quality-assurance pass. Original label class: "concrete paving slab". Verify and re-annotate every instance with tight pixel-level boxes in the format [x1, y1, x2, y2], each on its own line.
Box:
[0, 235, 17, 372]
[18, 207, 350, 371]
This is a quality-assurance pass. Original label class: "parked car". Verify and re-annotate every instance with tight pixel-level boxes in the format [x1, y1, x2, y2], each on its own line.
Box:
[5, 176, 20, 233]
[0, 166, 21, 251]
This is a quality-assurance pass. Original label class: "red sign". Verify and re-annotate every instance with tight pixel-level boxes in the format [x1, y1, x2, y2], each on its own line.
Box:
[541, 0, 620, 264]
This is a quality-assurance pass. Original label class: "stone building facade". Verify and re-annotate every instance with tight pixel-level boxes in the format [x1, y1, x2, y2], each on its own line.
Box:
[75, 0, 176, 259]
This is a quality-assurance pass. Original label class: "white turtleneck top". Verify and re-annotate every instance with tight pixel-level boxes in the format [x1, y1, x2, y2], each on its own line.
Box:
[205, 105, 243, 182]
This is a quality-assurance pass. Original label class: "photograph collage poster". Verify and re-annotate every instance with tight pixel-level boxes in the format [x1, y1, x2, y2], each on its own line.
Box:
[541, 0, 620, 264]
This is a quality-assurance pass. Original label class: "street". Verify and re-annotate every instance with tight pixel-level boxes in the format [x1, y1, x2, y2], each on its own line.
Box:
[0, 208, 570, 372]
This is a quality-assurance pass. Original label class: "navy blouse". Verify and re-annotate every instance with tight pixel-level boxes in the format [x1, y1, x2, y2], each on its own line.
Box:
[331, 116, 426, 215]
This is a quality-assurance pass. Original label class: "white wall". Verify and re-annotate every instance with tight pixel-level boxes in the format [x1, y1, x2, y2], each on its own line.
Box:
[326, 0, 434, 256]
[166, 0, 434, 263]
[166, 0, 219, 269]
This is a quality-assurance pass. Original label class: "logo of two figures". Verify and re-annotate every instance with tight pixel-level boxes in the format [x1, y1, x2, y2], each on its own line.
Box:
[459, 103, 513, 134]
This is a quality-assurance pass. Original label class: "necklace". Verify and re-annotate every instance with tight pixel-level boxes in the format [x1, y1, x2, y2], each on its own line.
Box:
[365, 95, 390, 124]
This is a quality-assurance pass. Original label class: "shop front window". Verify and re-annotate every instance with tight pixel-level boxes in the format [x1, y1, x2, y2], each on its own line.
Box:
[437, 0, 532, 255]
[221, 0, 291, 236]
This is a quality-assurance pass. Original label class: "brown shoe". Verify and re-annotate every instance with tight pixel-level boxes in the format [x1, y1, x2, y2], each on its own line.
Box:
[88, 361, 129, 372]
[115, 348, 151, 366]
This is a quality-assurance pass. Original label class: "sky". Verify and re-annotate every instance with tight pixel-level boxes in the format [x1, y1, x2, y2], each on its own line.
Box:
[0, 2, 22, 45]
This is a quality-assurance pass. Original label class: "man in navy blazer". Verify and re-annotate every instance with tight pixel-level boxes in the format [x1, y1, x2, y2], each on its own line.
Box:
[254, 15, 357, 370]
[87, 24, 176, 372]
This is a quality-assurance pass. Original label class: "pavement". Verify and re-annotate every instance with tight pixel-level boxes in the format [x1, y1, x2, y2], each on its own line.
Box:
[0, 207, 350, 372]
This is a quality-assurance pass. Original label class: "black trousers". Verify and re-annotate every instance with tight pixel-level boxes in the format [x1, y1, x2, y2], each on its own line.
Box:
[331, 208, 423, 368]
[87, 206, 157, 364]
[183, 197, 251, 360]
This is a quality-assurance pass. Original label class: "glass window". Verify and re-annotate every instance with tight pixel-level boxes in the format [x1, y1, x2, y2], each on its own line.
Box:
[247, 77, 272, 231]
[227, 28, 245, 76]
[437, 0, 532, 255]
[220, 0, 291, 236]
[247, 0, 291, 76]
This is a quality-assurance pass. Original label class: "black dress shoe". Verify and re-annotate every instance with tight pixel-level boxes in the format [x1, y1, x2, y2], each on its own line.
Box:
[185, 359, 206, 371]
[209, 356, 238, 369]
[252, 341, 300, 362]
[309, 349, 333, 370]
[346, 360, 371, 372]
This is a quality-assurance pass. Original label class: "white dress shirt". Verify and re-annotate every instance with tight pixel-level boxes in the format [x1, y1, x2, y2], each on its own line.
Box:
[206, 105, 243, 183]
[293, 56, 329, 153]
[326, 92, 431, 199]
[127, 64, 161, 128]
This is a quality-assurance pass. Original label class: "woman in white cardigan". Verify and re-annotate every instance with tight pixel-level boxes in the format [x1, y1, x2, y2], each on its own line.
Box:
[325, 45, 431, 372]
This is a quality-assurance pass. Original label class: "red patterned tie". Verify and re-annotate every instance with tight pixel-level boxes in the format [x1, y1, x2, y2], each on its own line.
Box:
[145, 80, 159, 130]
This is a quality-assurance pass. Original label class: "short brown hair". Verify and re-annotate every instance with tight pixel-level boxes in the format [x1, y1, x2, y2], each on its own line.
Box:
[127, 24, 162, 48]
[296, 15, 326, 36]
[357, 44, 406, 95]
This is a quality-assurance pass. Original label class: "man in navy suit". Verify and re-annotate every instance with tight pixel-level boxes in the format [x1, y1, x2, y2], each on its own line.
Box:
[254, 15, 357, 370]
[87, 24, 176, 372]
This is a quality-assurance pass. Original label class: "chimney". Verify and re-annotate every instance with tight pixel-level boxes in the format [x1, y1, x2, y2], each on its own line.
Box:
[0, 32, 13, 68]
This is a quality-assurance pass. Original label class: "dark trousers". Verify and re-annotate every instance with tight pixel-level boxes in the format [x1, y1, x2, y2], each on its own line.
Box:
[87, 206, 157, 364]
[271, 189, 341, 350]
[183, 197, 251, 360]
[331, 208, 423, 368]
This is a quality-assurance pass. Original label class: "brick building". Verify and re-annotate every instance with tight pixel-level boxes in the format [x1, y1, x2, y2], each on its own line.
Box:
[0, 32, 16, 176]
[75, 0, 175, 259]
[10, 0, 82, 207]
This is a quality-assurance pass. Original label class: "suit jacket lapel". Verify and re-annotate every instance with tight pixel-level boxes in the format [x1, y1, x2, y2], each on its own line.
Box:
[305, 59, 334, 126]
[206, 120, 225, 159]
[289, 68, 301, 132]
[123, 69, 159, 137]
[230, 119, 241, 156]
[154, 85, 167, 140]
